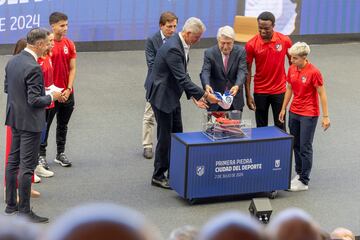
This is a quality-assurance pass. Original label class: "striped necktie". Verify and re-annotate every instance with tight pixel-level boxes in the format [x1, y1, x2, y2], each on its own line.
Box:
[224, 55, 229, 72]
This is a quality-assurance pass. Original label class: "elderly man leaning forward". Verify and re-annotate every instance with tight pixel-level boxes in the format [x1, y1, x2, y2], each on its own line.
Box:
[147, 17, 219, 189]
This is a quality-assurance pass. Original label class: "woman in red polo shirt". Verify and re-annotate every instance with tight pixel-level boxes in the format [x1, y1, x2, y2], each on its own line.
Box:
[279, 42, 330, 192]
[35, 32, 56, 178]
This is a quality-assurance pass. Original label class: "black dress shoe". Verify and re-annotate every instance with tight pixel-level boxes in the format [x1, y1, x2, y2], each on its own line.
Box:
[143, 148, 153, 159]
[20, 210, 49, 223]
[151, 178, 171, 189]
[4, 206, 18, 216]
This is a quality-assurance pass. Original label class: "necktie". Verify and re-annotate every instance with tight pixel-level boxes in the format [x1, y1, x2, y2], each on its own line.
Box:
[224, 55, 229, 72]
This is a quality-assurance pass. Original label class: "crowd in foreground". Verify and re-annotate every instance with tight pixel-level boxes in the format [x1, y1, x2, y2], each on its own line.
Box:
[0, 203, 356, 240]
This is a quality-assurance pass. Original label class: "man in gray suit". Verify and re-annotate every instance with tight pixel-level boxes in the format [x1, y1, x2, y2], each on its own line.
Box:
[147, 17, 219, 189]
[142, 11, 178, 160]
[200, 26, 247, 112]
[4, 28, 61, 223]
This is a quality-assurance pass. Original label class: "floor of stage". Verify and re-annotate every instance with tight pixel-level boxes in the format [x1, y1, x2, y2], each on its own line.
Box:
[0, 42, 359, 237]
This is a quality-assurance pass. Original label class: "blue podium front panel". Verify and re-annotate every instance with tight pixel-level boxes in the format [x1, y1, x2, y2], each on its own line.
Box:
[170, 127, 293, 200]
[170, 137, 188, 197]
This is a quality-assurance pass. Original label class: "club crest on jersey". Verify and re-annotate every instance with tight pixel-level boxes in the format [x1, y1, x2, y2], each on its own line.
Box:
[275, 43, 282, 51]
[63, 46, 69, 54]
[301, 76, 307, 83]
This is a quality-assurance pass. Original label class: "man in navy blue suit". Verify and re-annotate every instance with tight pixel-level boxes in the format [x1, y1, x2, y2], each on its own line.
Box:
[142, 12, 178, 160]
[4, 28, 61, 223]
[200, 26, 247, 112]
[147, 17, 219, 189]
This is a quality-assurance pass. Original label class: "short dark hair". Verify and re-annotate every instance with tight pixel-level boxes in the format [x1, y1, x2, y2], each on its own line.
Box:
[49, 12, 68, 25]
[159, 11, 178, 26]
[26, 28, 49, 45]
[13, 38, 27, 55]
[257, 11, 275, 25]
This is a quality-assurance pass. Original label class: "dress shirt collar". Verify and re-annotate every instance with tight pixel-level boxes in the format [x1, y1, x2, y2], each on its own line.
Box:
[24, 47, 38, 60]
[160, 30, 166, 42]
[178, 32, 190, 51]
[178, 32, 190, 62]
[221, 52, 230, 61]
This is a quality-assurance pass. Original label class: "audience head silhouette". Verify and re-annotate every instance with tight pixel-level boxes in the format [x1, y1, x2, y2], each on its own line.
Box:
[198, 211, 263, 240]
[46, 203, 161, 240]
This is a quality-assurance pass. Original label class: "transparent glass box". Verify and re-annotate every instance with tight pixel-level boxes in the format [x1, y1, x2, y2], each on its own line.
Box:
[202, 110, 252, 141]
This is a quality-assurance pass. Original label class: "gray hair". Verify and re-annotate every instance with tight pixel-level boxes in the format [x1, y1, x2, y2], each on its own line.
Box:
[26, 28, 50, 45]
[288, 42, 311, 57]
[168, 225, 198, 240]
[182, 17, 206, 34]
[217, 26, 235, 40]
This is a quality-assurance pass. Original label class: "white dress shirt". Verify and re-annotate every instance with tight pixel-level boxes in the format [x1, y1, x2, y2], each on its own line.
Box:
[178, 32, 190, 63]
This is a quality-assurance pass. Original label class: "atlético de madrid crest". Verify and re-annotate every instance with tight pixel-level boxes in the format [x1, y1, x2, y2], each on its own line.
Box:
[301, 76, 307, 83]
[275, 43, 282, 52]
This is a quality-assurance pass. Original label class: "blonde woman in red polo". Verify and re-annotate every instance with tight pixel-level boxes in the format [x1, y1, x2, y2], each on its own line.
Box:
[279, 42, 330, 192]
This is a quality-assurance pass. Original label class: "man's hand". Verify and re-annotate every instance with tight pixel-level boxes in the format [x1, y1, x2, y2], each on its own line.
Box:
[51, 91, 62, 101]
[279, 109, 286, 123]
[229, 85, 239, 96]
[205, 85, 213, 94]
[192, 97, 208, 109]
[322, 116, 330, 131]
[59, 88, 71, 102]
[206, 93, 220, 104]
[246, 95, 256, 111]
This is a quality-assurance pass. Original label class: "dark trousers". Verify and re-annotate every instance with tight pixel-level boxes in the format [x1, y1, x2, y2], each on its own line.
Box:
[288, 112, 318, 185]
[151, 105, 183, 180]
[40, 108, 51, 145]
[6, 128, 41, 213]
[40, 94, 74, 156]
[254, 93, 285, 130]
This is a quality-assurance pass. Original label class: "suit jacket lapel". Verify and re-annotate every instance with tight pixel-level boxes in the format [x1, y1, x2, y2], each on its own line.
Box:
[215, 47, 226, 75]
[175, 34, 187, 72]
[155, 31, 163, 49]
[226, 49, 236, 74]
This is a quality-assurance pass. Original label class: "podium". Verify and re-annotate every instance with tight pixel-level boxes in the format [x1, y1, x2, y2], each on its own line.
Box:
[169, 126, 293, 202]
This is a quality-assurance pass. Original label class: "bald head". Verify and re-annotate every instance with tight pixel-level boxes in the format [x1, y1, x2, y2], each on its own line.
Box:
[330, 227, 355, 240]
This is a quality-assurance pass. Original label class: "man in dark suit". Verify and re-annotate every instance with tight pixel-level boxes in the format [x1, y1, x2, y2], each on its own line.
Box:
[147, 17, 219, 189]
[4, 28, 61, 223]
[142, 12, 178, 160]
[200, 26, 247, 112]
